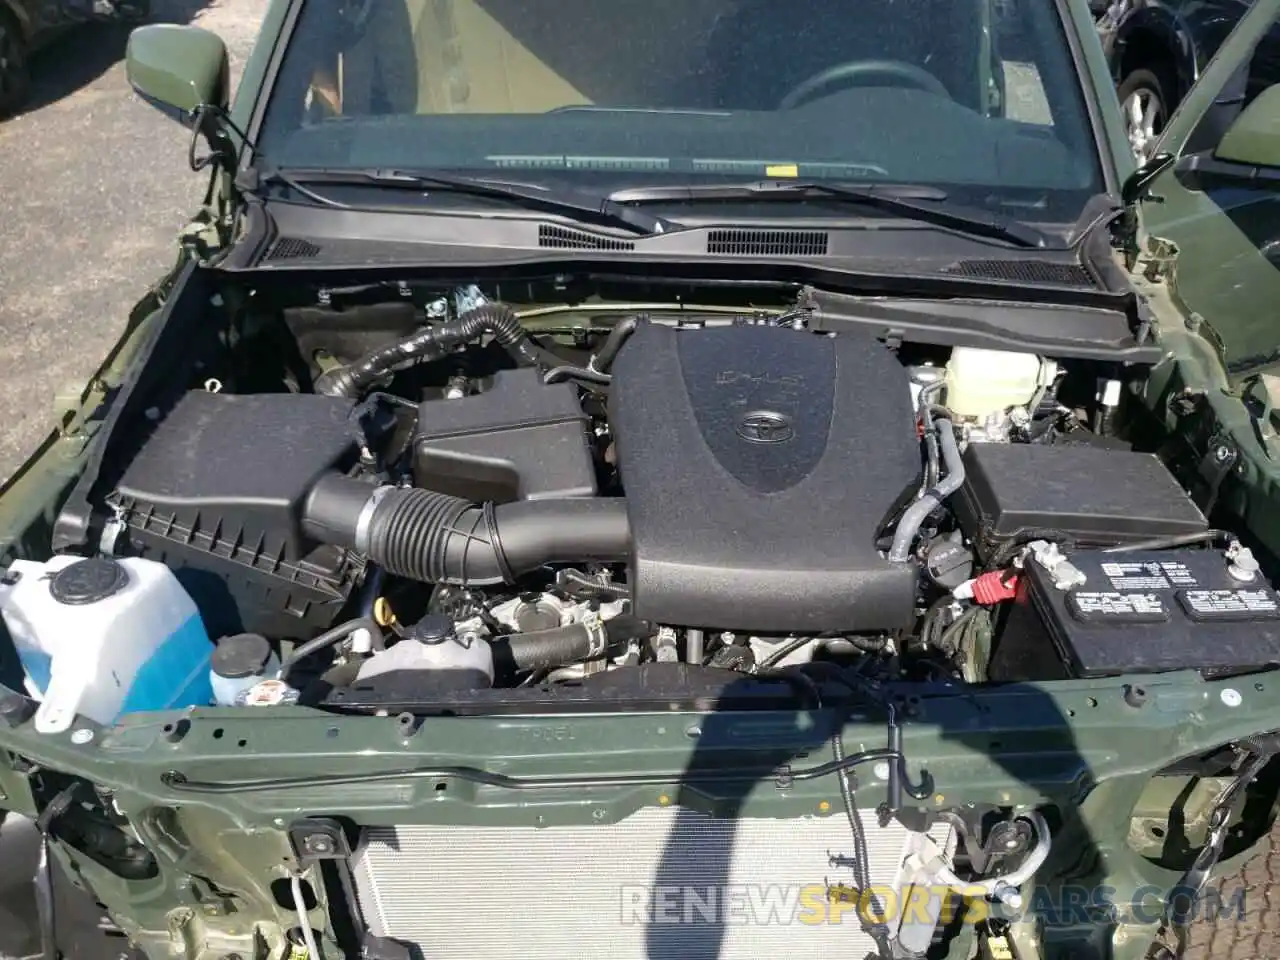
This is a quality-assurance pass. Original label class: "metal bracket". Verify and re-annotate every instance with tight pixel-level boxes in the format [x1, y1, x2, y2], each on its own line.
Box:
[289, 819, 352, 862]
[1196, 434, 1238, 516]
[361, 933, 412, 960]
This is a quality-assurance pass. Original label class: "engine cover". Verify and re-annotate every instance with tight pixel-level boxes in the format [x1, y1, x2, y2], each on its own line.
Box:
[609, 323, 921, 632]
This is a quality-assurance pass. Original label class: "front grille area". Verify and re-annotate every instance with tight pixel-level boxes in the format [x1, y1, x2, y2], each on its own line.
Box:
[351, 806, 955, 960]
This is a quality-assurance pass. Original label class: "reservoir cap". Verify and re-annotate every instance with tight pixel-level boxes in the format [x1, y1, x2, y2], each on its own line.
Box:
[212, 633, 273, 679]
[408, 614, 456, 646]
[49, 558, 129, 605]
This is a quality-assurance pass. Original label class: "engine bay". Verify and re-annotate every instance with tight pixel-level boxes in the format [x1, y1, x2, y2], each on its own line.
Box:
[11, 278, 1280, 720]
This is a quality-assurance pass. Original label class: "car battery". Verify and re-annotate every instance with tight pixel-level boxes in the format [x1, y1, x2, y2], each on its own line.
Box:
[990, 546, 1280, 681]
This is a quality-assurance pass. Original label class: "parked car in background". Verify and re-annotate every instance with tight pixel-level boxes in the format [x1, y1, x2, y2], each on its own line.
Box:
[0, 0, 148, 118]
[1099, 0, 1280, 160]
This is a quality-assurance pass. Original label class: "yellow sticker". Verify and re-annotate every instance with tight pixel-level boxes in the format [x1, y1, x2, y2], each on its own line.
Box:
[765, 164, 800, 178]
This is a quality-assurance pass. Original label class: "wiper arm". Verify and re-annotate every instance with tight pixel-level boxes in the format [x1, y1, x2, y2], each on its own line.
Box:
[245, 167, 680, 236]
[610, 180, 1053, 249]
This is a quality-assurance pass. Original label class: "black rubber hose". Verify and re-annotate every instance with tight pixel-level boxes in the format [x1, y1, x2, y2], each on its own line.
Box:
[277, 616, 386, 684]
[494, 614, 653, 672]
[591, 314, 643, 374]
[302, 474, 631, 586]
[544, 364, 612, 386]
[318, 302, 557, 397]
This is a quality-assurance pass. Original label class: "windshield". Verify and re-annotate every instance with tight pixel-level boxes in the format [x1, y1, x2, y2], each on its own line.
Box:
[256, 0, 1104, 222]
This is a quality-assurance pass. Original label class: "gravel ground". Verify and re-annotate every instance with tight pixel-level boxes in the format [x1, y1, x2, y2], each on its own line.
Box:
[0, 0, 266, 486]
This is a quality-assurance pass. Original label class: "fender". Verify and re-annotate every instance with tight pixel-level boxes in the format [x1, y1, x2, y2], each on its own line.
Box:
[1112, 3, 1199, 101]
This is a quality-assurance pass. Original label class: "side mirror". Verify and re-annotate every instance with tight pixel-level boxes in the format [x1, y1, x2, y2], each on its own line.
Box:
[1215, 84, 1280, 169]
[126, 24, 230, 124]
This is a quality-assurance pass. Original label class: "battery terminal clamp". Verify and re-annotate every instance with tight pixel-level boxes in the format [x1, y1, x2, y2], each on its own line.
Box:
[1023, 540, 1087, 591]
[1225, 540, 1261, 583]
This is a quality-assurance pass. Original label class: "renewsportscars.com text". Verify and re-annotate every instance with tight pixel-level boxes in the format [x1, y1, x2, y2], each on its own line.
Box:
[618, 883, 1246, 926]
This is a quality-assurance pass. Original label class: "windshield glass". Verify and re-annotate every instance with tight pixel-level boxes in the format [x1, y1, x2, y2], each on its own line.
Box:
[256, 0, 1104, 221]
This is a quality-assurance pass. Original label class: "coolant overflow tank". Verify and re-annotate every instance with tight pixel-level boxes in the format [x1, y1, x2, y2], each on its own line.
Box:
[355, 615, 494, 689]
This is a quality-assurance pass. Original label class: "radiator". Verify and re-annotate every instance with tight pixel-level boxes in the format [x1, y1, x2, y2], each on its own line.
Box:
[350, 806, 956, 959]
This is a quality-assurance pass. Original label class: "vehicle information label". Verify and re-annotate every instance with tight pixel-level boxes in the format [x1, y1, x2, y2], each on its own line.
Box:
[1099, 560, 1199, 590]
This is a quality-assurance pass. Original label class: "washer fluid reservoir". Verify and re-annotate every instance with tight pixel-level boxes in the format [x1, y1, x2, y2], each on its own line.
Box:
[0, 555, 214, 734]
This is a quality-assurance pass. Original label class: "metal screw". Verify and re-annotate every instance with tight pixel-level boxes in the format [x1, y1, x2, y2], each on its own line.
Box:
[305, 835, 334, 855]
[71, 729, 94, 745]
[1221, 688, 1243, 707]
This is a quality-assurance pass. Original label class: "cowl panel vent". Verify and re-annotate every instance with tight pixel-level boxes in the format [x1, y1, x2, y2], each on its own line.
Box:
[538, 225, 636, 251]
[941, 259, 1094, 287]
[706, 230, 830, 257]
[263, 237, 323, 261]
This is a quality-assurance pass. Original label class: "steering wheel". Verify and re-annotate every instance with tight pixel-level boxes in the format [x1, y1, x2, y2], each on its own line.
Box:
[779, 59, 951, 110]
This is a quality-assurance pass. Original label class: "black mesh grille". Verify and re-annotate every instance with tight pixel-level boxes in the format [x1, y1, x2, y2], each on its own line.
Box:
[537, 225, 635, 251]
[941, 259, 1094, 286]
[264, 237, 322, 261]
[707, 229, 829, 257]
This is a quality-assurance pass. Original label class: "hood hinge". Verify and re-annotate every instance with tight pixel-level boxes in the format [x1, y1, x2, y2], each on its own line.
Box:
[1136, 235, 1179, 284]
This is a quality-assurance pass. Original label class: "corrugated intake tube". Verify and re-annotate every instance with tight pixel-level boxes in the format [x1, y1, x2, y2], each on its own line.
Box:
[316, 302, 557, 397]
[302, 474, 631, 585]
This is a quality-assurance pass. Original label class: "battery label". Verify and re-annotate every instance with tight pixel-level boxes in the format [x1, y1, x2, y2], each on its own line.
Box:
[1099, 560, 1199, 590]
[1067, 591, 1169, 623]
[1177, 589, 1280, 622]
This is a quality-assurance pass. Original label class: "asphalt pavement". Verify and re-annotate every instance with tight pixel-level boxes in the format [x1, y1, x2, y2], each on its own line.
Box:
[0, 0, 266, 486]
[0, 6, 265, 952]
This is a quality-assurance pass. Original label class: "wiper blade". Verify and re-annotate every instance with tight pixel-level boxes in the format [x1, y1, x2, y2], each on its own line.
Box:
[246, 167, 679, 236]
[610, 180, 1053, 249]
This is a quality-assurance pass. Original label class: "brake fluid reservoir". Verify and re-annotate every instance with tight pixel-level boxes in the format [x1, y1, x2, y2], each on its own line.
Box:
[0, 555, 214, 734]
[944, 347, 1056, 418]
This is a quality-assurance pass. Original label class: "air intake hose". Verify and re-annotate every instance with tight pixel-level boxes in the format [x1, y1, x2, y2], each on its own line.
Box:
[494, 615, 653, 672]
[317, 302, 557, 397]
[303, 475, 631, 585]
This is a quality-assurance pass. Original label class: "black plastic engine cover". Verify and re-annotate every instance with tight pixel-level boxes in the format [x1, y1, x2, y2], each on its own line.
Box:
[609, 322, 921, 632]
